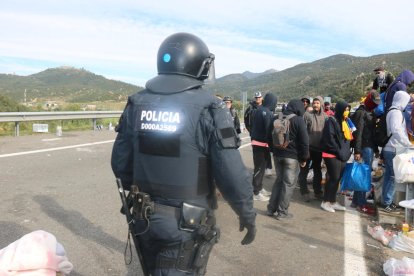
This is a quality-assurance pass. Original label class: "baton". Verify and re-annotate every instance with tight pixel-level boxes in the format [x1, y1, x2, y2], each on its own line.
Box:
[116, 178, 149, 276]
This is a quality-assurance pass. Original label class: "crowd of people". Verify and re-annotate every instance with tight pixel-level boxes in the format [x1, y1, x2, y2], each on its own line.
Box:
[223, 66, 414, 218]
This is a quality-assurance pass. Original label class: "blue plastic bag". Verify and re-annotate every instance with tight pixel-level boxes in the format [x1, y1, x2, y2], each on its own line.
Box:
[340, 162, 371, 192]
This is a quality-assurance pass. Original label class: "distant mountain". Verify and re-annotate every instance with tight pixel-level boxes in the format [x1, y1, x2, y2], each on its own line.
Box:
[208, 50, 414, 103]
[0, 49, 413, 107]
[0, 66, 142, 103]
[241, 69, 278, 80]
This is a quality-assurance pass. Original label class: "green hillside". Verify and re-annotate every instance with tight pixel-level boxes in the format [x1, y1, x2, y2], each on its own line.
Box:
[0, 50, 413, 108]
[208, 50, 414, 103]
[0, 67, 142, 103]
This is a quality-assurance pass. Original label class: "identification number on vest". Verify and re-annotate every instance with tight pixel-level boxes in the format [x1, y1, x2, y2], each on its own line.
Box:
[139, 110, 181, 133]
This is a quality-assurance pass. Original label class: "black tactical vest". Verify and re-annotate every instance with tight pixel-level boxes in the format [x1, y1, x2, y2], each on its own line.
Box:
[128, 88, 216, 200]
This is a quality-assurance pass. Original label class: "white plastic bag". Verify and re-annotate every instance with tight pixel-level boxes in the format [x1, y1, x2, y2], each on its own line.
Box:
[389, 233, 414, 254]
[383, 257, 414, 276]
[393, 149, 414, 183]
[367, 225, 392, 246]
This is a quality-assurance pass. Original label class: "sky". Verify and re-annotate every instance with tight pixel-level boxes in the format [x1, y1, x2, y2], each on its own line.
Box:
[0, 0, 412, 87]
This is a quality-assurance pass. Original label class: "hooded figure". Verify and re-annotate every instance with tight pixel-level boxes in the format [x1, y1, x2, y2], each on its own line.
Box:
[381, 91, 414, 212]
[250, 93, 277, 143]
[272, 99, 309, 163]
[384, 91, 412, 151]
[250, 93, 278, 200]
[266, 99, 309, 218]
[320, 100, 351, 213]
[385, 70, 414, 112]
[299, 96, 328, 200]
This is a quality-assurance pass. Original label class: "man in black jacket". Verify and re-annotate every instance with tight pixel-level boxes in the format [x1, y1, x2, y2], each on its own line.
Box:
[372, 66, 394, 93]
[267, 99, 309, 219]
[250, 93, 277, 201]
[351, 91, 379, 213]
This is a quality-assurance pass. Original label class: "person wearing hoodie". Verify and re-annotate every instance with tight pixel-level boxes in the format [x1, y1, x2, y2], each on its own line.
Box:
[320, 101, 352, 213]
[250, 93, 277, 201]
[266, 99, 309, 219]
[298, 96, 328, 201]
[384, 70, 414, 112]
[382, 91, 414, 212]
[351, 90, 380, 215]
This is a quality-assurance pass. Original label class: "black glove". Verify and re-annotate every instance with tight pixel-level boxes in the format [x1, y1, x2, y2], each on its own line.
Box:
[239, 221, 256, 245]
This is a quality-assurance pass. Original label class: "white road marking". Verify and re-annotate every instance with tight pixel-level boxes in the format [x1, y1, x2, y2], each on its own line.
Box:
[344, 200, 368, 276]
[0, 140, 115, 158]
[41, 138, 62, 141]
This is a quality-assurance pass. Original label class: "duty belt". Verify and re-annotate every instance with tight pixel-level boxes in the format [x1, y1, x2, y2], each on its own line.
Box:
[153, 202, 181, 219]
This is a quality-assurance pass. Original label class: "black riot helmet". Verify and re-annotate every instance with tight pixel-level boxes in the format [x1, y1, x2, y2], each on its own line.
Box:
[157, 32, 215, 80]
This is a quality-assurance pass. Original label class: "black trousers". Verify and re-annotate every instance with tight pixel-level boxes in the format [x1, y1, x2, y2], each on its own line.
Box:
[252, 145, 268, 195]
[298, 149, 323, 195]
[323, 157, 346, 203]
[265, 148, 272, 169]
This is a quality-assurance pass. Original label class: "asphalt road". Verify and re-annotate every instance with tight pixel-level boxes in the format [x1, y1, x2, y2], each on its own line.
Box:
[0, 130, 397, 275]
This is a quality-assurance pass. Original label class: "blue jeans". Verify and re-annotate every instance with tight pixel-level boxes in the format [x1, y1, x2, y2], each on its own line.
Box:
[382, 150, 396, 206]
[352, 147, 374, 207]
[267, 157, 299, 214]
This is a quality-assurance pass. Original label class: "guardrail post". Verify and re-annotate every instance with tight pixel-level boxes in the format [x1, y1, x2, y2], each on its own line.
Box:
[93, 118, 97, 131]
[15, 122, 20, 136]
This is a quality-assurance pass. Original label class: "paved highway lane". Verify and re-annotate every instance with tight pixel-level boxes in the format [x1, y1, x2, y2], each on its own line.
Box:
[0, 130, 390, 275]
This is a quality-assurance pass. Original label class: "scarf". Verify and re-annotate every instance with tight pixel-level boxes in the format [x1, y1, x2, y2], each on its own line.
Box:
[342, 118, 355, 141]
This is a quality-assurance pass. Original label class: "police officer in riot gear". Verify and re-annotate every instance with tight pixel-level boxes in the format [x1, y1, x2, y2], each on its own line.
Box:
[111, 32, 256, 275]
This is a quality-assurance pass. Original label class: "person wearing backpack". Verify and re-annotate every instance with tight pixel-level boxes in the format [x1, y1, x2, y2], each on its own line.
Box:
[250, 93, 277, 201]
[320, 101, 352, 213]
[382, 91, 414, 212]
[351, 90, 380, 214]
[298, 96, 327, 202]
[266, 99, 309, 219]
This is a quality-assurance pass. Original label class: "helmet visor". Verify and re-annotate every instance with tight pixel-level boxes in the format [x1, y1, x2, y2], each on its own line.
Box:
[197, 53, 215, 83]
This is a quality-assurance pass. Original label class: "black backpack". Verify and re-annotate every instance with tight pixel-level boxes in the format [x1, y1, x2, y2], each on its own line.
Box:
[374, 107, 397, 147]
[272, 113, 296, 148]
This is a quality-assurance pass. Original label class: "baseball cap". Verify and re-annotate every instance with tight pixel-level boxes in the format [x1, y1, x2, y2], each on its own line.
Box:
[254, 91, 262, 98]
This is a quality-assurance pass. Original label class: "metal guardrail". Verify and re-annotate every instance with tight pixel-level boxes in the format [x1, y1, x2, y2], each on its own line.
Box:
[0, 111, 123, 136]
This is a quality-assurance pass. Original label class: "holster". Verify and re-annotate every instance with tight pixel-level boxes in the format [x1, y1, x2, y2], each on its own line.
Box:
[175, 202, 219, 275]
[178, 202, 207, 232]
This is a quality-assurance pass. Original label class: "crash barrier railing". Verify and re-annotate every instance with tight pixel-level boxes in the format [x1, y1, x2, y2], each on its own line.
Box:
[0, 111, 122, 136]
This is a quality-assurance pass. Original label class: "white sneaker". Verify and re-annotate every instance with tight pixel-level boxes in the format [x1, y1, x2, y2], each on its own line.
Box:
[331, 202, 346, 211]
[321, 202, 335, 213]
[254, 193, 270, 201]
[265, 168, 273, 176]
[260, 188, 271, 196]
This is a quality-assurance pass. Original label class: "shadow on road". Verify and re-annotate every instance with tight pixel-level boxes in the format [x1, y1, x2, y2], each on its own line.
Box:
[33, 195, 126, 254]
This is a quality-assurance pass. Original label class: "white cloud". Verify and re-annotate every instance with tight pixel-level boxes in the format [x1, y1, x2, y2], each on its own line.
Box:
[0, 0, 412, 86]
